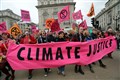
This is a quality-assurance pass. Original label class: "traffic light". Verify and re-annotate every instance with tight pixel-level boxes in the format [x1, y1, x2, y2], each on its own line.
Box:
[96, 21, 99, 29]
[91, 18, 95, 26]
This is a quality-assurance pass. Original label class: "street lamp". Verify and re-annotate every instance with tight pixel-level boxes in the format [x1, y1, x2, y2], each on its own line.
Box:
[113, 14, 120, 31]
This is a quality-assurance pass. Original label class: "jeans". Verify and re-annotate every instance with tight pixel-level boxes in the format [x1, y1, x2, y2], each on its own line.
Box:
[58, 66, 65, 73]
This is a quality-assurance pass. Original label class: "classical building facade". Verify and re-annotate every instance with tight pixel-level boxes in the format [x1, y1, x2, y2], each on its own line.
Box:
[95, 0, 120, 30]
[36, 0, 76, 29]
[0, 9, 21, 29]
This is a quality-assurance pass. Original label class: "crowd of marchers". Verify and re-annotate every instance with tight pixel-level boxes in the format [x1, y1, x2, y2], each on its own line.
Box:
[0, 26, 120, 80]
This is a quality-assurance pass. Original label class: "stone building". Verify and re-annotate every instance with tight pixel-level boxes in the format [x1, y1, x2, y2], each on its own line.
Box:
[36, 0, 76, 29]
[0, 9, 20, 29]
[95, 0, 120, 31]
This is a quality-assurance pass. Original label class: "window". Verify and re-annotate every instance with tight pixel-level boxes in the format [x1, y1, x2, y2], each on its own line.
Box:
[42, 10, 49, 23]
[107, 11, 112, 25]
[54, 8, 58, 12]
[41, 2, 44, 5]
[48, 1, 50, 4]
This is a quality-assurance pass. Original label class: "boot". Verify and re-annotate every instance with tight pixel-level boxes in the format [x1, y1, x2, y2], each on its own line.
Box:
[99, 60, 106, 68]
[79, 69, 84, 75]
[88, 64, 94, 73]
[10, 75, 15, 80]
[74, 65, 78, 73]
[28, 74, 32, 79]
[5, 74, 11, 80]
[78, 66, 84, 75]
[0, 71, 1, 77]
[61, 71, 66, 76]
[108, 53, 113, 59]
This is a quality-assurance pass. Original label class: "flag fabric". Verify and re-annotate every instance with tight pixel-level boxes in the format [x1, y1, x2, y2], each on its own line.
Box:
[45, 18, 55, 28]
[57, 6, 70, 23]
[72, 10, 83, 20]
[87, 3, 95, 17]
[51, 19, 61, 32]
[0, 22, 7, 32]
[79, 20, 88, 29]
[8, 23, 22, 39]
[21, 10, 31, 21]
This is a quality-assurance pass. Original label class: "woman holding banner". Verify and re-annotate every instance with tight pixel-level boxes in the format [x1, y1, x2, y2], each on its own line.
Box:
[72, 27, 85, 75]
[37, 31, 51, 77]
[57, 31, 66, 76]
[0, 31, 15, 80]
[20, 28, 37, 79]
[83, 30, 95, 73]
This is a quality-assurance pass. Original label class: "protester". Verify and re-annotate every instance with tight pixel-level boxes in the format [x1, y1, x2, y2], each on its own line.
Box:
[104, 27, 115, 59]
[46, 31, 56, 42]
[64, 33, 70, 41]
[73, 27, 85, 75]
[57, 31, 66, 76]
[37, 31, 51, 77]
[91, 29, 106, 68]
[20, 28, 37, 79]
[83, 30, 94, 73]
[0, 31, 15, 80]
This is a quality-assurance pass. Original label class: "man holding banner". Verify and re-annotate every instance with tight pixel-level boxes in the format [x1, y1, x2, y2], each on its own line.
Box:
[20, 28, 37, 79]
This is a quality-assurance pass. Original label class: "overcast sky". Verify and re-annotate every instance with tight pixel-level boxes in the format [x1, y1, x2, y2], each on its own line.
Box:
[0, 0, 108, 26]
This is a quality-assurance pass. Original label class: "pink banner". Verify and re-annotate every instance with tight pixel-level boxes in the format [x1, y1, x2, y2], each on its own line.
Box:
[57, 6, 70, 23]
[21, 10, 31, 21]
[0, 22, 7, 32]
[7, 37, 116, 70]
[79, 20, 88, 29]
[72, 10, 83, 20]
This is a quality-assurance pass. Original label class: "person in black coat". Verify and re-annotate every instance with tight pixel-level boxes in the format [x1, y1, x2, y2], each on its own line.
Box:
[46, 32, 56, 42]
[38, 32, 47, 43]
[37, 31, 51, 77]
[91, 29, 106, 68]
[74, 27, 85, 75]
[57, 31, 66, 76]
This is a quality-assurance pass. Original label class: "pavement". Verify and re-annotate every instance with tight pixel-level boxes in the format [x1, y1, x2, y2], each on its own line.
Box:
[0, 50, 120, 80]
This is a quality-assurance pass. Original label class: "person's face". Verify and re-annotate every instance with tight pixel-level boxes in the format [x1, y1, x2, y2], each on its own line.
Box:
[93, 30, 97, 34]
[2, 34, 8, 40]
[108, 29, 113, 33]
[24, 28, 30, 35]
[79, 27, 83, 34]
[59, 33, 64, 38]
[47, 31, 52, 35]
[42, 32, 46, 37]
[86, 31, 89, 36]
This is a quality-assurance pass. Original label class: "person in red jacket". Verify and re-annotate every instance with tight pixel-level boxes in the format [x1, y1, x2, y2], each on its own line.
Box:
[0, 31, 15, 80]
[20, 28, 37, 79]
